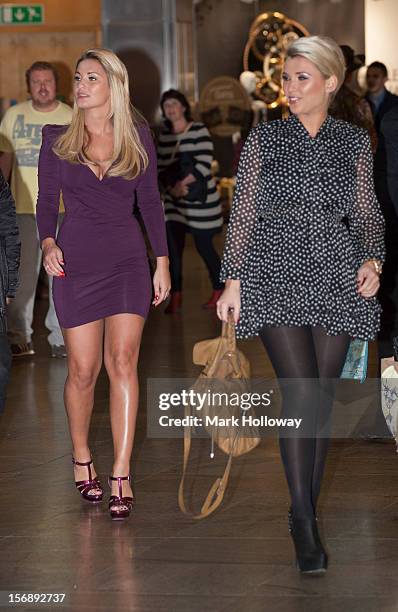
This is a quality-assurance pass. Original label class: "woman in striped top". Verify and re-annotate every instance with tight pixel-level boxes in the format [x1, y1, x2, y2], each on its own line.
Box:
[157, 90, 223, 313]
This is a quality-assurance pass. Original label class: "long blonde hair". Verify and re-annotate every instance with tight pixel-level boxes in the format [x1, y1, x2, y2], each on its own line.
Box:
[54, 48, 148, 179]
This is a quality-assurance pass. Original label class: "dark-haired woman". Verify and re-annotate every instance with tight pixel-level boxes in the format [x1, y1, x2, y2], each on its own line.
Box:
[157, 89, 223, 313]
[330, 45, 377, 152]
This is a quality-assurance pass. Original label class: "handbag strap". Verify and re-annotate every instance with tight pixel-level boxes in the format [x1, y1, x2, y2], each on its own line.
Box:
[178, 403, 235, 520]
[169, 122, 193, 163]
[207, 312, 242, 378]
[221, 310, 236, 353]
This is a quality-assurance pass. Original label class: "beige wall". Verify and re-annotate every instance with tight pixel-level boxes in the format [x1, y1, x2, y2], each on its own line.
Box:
[0, 0, 101, 104]
[365, 0, 398, 94]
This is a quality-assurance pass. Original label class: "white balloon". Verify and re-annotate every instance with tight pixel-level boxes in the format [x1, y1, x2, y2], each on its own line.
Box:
[239, 71, 257, 94]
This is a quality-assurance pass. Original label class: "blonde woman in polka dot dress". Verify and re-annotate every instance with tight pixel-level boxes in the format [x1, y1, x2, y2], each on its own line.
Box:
[217, 36, 385, 575]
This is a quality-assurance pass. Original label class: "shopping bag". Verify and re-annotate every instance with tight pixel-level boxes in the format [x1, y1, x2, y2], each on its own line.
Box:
[341, 339, 368, 383]
[381, 337, 398, 449]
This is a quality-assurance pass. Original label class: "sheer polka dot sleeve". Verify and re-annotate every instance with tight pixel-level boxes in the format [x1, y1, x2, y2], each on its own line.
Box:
[220, 126, 263, 280]
[349, 131, 386, 266]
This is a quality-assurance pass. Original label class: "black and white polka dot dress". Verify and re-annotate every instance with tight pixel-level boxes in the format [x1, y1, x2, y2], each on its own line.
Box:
[220, 114, 385, 340]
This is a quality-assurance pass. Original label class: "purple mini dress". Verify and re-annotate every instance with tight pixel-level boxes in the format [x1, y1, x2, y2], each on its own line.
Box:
[36, 124, 168, 328]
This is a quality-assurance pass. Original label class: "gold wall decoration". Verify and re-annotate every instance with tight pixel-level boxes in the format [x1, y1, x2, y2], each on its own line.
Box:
[243, 12, 310, 111]
[198, 76, 252, 137]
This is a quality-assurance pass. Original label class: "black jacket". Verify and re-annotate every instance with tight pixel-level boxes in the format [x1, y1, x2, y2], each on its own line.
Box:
[366, 89, 398, 173]
[382, 106, 398, 217]
[0, 172, 20, 331]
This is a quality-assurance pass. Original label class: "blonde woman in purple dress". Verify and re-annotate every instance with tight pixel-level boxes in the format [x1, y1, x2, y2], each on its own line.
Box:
[37, 49, 170, 520]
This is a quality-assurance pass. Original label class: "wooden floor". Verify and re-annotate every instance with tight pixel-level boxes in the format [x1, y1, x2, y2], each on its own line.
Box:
[1, 233, 398, 612]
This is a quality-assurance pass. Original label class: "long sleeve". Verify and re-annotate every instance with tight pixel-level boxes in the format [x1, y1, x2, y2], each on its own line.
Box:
[358, 98, 378, 154]
[0, 171, 20, 297]
[36, 125, 62, 242]
[192, 125, 213, 179]
[381, 107, 398, 216]
[220, 126, 263, 280]
[349, 130, 385, 266]
[136, 126, 168, 257]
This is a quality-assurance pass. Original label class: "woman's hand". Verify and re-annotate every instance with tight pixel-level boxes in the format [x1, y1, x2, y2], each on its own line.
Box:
[169, 181, 189, 199]
[152, 257, 171, 306]
[356, 261, 381, 298]
[216, 280, 241, 323]
[42, 238, 65, 277]
[181, 173, 196, 187]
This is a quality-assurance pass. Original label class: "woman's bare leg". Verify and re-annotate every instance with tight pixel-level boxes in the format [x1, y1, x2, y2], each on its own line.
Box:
[63, 320, 104, 489]
[103, 313, 145, 502]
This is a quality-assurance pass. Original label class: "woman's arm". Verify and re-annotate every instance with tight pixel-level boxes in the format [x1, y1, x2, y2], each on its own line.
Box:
[36, 126, 65, 276]
[349, 130, 385, 298]
[220, 125, 263, 281]
[0, 171, 20, 298]
[136, 125, 169, 258]
[136, 126, 170, 304]
[36, 125, 62, 243]
[217, 126, 263, 321]
[358, 98, 378, 154]
[188, 124, 214, 180]
[349, 130, 385, 267]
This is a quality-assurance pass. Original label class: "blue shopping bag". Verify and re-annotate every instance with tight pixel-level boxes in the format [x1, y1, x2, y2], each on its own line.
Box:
[340, 339, 368, 383]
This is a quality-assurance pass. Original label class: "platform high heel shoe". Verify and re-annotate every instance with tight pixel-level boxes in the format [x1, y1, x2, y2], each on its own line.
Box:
[108, 475, 134, 520]
[288, 510, 328, 575]
[72, 457, 103, 503]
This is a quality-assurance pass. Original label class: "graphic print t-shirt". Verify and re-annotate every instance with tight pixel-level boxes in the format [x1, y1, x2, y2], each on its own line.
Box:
[0, 100, 72, 214]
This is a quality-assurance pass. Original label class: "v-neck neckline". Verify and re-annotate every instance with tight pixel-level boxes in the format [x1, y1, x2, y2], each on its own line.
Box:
[84, 162, 111, 183]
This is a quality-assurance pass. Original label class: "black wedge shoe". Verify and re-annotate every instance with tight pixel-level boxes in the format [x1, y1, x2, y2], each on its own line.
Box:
[288, 510, 328, 575]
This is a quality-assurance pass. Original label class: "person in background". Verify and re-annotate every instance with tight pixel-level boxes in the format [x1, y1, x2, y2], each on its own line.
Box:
[157, 89, 223, 313]
[366, 62, 398, 135]
[366, 62, 398, 358]
[382, 106, 398, 215]
[330, 46, 377, 152]
[0, 171, 20, 413]
[0, 61, 72, 358]
[380, 106, 398, 357]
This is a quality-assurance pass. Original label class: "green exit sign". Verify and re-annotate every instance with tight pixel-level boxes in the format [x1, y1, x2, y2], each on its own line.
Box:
[0, 4, 44, 25]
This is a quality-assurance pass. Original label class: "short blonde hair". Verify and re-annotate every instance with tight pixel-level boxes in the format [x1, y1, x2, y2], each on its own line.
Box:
[54, 48, 148, 180]
[286, 35, 346, 99]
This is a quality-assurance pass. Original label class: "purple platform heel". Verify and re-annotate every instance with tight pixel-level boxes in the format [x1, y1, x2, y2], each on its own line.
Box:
[72, 457, 103, 503]
[108, 475, 134, 520]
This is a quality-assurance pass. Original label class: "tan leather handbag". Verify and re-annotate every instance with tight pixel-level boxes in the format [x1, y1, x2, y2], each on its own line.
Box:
[178, 314, 261, 519]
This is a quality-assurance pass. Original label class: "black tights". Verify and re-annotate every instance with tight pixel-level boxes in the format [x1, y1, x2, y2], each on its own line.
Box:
[259, 325, 350, 519]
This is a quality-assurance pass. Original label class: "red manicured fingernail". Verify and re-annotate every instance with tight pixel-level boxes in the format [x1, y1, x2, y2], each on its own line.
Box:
[59, 272, 65, 277]
[155, 294, 159, 299]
